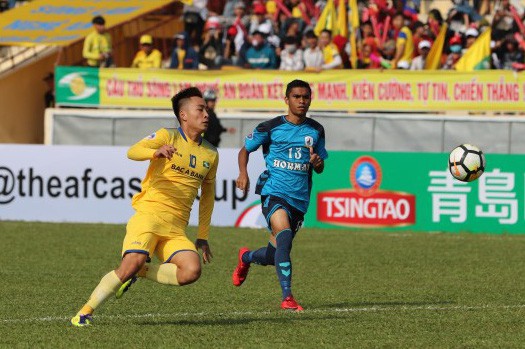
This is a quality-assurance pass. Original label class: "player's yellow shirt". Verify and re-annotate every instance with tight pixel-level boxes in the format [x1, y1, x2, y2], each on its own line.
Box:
[396, 26, 414, 63]
[131, 49, 162, 69]
[82, 30, 112, 67]
[127, 127, 219, 240]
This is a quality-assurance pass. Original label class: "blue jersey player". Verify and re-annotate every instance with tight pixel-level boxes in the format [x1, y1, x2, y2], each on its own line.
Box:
[232, 79, 328, 311]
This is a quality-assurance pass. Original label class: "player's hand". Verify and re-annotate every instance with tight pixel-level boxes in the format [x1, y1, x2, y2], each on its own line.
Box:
[153, 145, 175, 160]
[308, 146, 323, 170]
[236, 172, 250, 193]
[195, 239, 213, 264]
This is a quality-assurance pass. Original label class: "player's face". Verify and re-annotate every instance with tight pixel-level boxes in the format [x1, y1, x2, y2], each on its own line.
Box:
[286, 87, 311, 118]
[180, 96, 209, 133]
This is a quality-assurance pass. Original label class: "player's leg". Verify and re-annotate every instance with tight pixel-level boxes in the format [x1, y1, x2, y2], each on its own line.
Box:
[233, 196, 278, 286]
[71, 252, 149, 327]
[140, 235, 201, 286]
[71, 213, 157, 327]
[268, 209, 299, 306]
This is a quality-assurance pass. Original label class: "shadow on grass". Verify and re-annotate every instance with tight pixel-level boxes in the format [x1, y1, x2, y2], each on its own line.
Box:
[319, 300, 456, 309]
[137, 313, 349, 326]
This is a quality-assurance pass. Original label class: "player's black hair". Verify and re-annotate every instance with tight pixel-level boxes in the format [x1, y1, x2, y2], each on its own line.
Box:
[92, 16, 106, 25]
[171, 87, 203, 121]
[285, 79, 311, 98]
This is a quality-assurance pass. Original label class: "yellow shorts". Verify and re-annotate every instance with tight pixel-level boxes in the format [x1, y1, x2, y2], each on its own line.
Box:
[122, 211, 197, 263]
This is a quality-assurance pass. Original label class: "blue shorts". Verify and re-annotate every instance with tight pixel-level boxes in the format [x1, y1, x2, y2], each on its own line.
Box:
[261, 195, 304, 234]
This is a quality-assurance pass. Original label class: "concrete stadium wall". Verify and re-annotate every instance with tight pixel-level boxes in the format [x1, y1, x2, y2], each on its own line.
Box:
[0, 52, 58, 144]
[44, 108, 525, 154]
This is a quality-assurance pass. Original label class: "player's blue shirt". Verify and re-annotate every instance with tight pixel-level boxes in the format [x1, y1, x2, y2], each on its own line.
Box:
[245, 115, 328, 213]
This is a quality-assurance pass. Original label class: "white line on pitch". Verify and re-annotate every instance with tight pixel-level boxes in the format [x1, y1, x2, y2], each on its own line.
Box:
[2, 304, 525, 324]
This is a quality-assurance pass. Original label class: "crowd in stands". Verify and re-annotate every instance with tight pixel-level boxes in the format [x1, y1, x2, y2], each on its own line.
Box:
[83, 0, 525, 71]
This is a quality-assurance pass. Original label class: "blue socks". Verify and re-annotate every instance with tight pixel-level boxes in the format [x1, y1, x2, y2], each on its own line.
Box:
[242, 243, 275, 266]
[241, 228, 294, 300]
[274, 228, 293, 299]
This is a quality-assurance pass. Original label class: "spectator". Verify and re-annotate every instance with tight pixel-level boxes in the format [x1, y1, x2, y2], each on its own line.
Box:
[357, 40, 382, 69]
[448, 0, 482, 30]
[224, 1, 250, 29]
[464, 27, 479, 51]
[498, 36, 524, 70]
[249, 3, 273, 35]
[202, 89, 228, 147]
[169, 33, 199, 69]
[82, 16, 113, 67]
[318, 29, 343, 69]
[223, 25, 243, 66]
[303, 30, 323, 70]
[492, 0, 520, 41]
[360, 21, 375, 39]
[131, 35, 162, 69]
[411, 21, 425, 56]
[442, 35, 463, 70]
[410, 40, 431, 70]
[382, 39, 397, 62]
[243, 30, 277, 69]
[281, 18, 302, 45]
[199, 17, 224, 69]
[279, 36, 304, 71]
[183, 0, 208, 45]
[333, 35, 351, 69]
[43, 72, 55, 108]
[391, 11, 414, 69]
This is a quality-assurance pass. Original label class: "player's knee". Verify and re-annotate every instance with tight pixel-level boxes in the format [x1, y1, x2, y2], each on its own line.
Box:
[178, 263, 201, 285]
[117, 253, 147, 281]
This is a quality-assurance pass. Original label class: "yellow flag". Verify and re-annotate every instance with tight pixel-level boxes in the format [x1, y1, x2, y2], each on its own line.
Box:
[336, 0, 348, 38]
[455, 27, 492, 72]
[349, 0, 359, 68]
[178, 0, 193, 4]
[424, 23, 447, 70]
[349, 0, 359, 29]
[314, 0, 337, 36]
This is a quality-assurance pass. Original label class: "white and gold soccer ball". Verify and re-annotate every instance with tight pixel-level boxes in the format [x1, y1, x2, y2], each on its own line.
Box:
[448, 144, 486, 182]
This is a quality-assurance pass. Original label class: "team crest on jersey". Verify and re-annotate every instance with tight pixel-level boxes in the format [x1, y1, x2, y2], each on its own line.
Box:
[144, 132, 156, 140]
[304, 136, 314, 147]
[246, 133, 253, 140]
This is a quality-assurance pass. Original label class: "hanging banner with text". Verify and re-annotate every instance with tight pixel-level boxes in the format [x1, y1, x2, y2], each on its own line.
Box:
[305, 151, 525, 234]
[0, 145, 266, 228]
[55, 66, 525, 111]
[0, 0, 171, 46]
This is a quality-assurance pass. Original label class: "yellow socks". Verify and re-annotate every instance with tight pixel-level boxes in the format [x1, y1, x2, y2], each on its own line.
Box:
[78, 271, 122, 315]
[141, 264, 179, 285]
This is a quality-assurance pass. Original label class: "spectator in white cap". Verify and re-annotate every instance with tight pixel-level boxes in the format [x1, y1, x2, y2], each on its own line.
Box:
[396, 60, 410, 69]
[465, 28, 479, 51]
[410, 40, 431, 70]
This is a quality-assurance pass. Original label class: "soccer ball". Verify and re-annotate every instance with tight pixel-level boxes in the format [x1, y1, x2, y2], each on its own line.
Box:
[448, 144, 485, 182]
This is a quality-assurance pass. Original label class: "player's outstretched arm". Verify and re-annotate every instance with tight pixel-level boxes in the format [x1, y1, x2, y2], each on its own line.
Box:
[236, 146, 251, 193]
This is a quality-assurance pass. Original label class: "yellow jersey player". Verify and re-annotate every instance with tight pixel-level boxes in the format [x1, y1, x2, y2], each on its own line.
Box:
[71, 87, 219, 327]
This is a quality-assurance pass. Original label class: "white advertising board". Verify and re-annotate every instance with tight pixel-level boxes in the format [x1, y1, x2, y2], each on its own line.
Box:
[0, 145, 266, 227]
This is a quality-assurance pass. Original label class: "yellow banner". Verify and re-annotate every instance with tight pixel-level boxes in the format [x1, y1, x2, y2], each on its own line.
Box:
[96, 69, 525, 112]
[0, 0, 172, 46]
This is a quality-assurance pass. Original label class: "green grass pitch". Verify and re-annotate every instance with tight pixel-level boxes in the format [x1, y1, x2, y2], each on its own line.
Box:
[2, 220, 525, 348]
